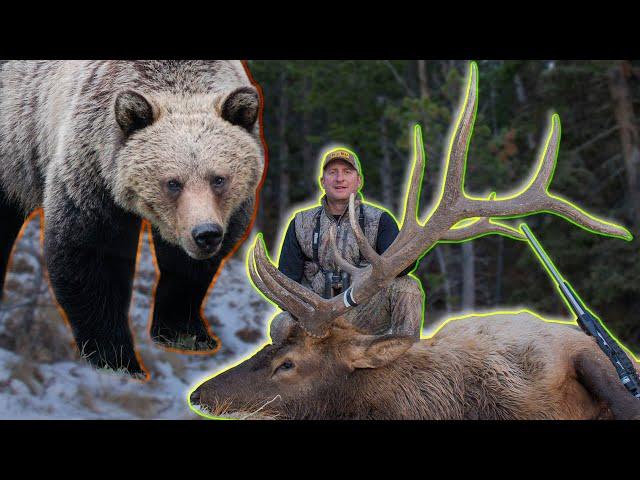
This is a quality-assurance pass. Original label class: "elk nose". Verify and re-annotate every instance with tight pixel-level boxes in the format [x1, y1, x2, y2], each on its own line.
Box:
[192, 223, 223, 251]
[190, 389, 201, 405]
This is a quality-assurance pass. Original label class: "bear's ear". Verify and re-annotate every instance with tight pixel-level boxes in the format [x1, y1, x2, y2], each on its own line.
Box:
[220, 86, 259, 131]
[114, 90, 155, 136]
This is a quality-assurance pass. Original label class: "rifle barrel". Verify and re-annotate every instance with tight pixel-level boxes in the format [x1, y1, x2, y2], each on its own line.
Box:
[520, 224, 564, 284]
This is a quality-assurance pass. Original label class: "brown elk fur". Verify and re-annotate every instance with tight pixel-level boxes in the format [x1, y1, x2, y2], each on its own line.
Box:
[191, 312, 640, 420]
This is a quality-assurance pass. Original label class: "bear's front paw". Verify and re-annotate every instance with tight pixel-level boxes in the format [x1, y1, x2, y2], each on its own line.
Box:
[151, 319, 218, 352]
[79, 340, 146, 379]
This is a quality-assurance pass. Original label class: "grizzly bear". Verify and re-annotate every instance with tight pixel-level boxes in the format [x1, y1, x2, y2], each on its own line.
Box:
[0, 61, 264, 377]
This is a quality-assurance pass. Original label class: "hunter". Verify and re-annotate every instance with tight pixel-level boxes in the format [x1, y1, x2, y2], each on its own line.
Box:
[276, 147, 424, 339]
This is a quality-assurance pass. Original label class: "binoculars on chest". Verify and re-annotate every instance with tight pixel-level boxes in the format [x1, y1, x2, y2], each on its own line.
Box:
[323, 270, 351, 299]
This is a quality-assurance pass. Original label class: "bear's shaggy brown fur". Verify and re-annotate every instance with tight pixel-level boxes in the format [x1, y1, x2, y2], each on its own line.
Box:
[0, 61, 264, 377]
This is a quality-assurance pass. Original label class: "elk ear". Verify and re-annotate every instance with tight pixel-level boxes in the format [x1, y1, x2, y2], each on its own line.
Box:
[349, 334, 415, 370]
[115, 90, 155, 136]
[220, 86, 259, 131]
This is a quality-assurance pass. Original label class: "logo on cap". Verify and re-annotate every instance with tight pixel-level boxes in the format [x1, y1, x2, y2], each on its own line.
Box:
[322, 148, 361, 174]
[327, 150, 352, 161]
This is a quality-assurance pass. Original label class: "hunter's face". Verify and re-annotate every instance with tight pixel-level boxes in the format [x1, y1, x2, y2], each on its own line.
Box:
[321, 160, 361, 202]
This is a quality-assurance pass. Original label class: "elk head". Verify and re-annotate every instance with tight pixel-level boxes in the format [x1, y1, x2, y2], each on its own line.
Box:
[189, 62, 630, 419]
[189, 314, 415, 419]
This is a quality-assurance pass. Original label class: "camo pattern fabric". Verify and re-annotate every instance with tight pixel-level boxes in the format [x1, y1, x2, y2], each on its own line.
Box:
[294, 195, 382, 296]
[344, 275, 423, 339]
[289, 196, 424, 339]
[271, 276, 424, 339]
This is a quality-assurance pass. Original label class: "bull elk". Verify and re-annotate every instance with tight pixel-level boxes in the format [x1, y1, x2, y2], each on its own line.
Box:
[189, 63, 640, 420]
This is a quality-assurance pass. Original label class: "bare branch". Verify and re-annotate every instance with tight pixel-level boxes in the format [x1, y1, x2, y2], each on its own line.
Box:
[381, 60, 415, 97]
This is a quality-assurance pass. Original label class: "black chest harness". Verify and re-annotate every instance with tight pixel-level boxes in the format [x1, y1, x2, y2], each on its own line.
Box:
[311, 206, 366, 299]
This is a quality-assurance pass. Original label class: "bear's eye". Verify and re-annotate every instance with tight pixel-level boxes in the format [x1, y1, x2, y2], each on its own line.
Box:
[211, 176, 226, 189]
[166, 179, 182, 193]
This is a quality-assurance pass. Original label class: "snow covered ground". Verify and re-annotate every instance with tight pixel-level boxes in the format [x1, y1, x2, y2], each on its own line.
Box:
[0, 217, 273, 419]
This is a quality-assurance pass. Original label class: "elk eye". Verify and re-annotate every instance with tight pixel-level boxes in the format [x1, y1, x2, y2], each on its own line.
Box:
[276, 360, 295, 372]
[212, 176, 226, 188]
[166, 179, 182, 193]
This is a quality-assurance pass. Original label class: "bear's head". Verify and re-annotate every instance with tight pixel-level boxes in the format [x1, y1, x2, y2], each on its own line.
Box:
[112, 86, 263, 260]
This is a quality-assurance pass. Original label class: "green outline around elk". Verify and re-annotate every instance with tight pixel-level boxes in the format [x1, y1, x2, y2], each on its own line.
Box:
[187, 61, 637, 420]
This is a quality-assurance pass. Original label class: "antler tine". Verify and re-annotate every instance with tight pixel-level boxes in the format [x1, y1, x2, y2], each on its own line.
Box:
[250, 242, 312, 321]
[401, 124, 426, 229]
[348, 193, 382, 267]
[251, 236, 336, 338]
[437, 193, 525, 242]
[385, 64, 479, 260]
[337, 62, 479, 307]
[249, 247, 346, 332]
[532, 113, 559, 192]
[441, 61, 478, 207]
[328, 223, 360, 277]
[247, 249, 282, 308]
[253, 238, 323, 310]
[456, 114, 631, 240]
[384, 123, 430, 259]
[442, 217, 525, 242]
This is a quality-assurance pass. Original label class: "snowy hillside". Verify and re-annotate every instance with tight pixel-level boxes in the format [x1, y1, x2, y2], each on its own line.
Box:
[0, 215, 273, 419]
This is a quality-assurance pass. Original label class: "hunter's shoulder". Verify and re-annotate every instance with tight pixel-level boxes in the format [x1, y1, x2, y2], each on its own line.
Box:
[287, 204, 322, 235]
[361, 201, 390, 220]
[292, 204, 323, 221]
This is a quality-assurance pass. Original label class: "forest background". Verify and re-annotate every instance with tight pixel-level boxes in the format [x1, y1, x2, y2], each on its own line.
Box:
[1, 60, 639, 419]
[248, 60, 640, 352]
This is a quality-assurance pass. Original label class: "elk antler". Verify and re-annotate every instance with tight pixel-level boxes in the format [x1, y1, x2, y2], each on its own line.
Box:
[248, 236, 338, 337]
[249, 61, 631, 338]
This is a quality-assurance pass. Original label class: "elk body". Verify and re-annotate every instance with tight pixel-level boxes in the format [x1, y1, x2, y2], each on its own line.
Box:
[190, 63, 639, 420]
[190, 312, 640, 420]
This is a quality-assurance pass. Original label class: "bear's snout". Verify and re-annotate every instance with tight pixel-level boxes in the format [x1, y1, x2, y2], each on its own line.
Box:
[192, 223, 223, 253]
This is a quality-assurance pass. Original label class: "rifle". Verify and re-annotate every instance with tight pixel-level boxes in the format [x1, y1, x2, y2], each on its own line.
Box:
[520, 223, 640, 399]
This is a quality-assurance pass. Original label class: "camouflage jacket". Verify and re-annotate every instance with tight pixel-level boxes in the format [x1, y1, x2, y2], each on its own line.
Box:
[278, 195, 413, 297]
